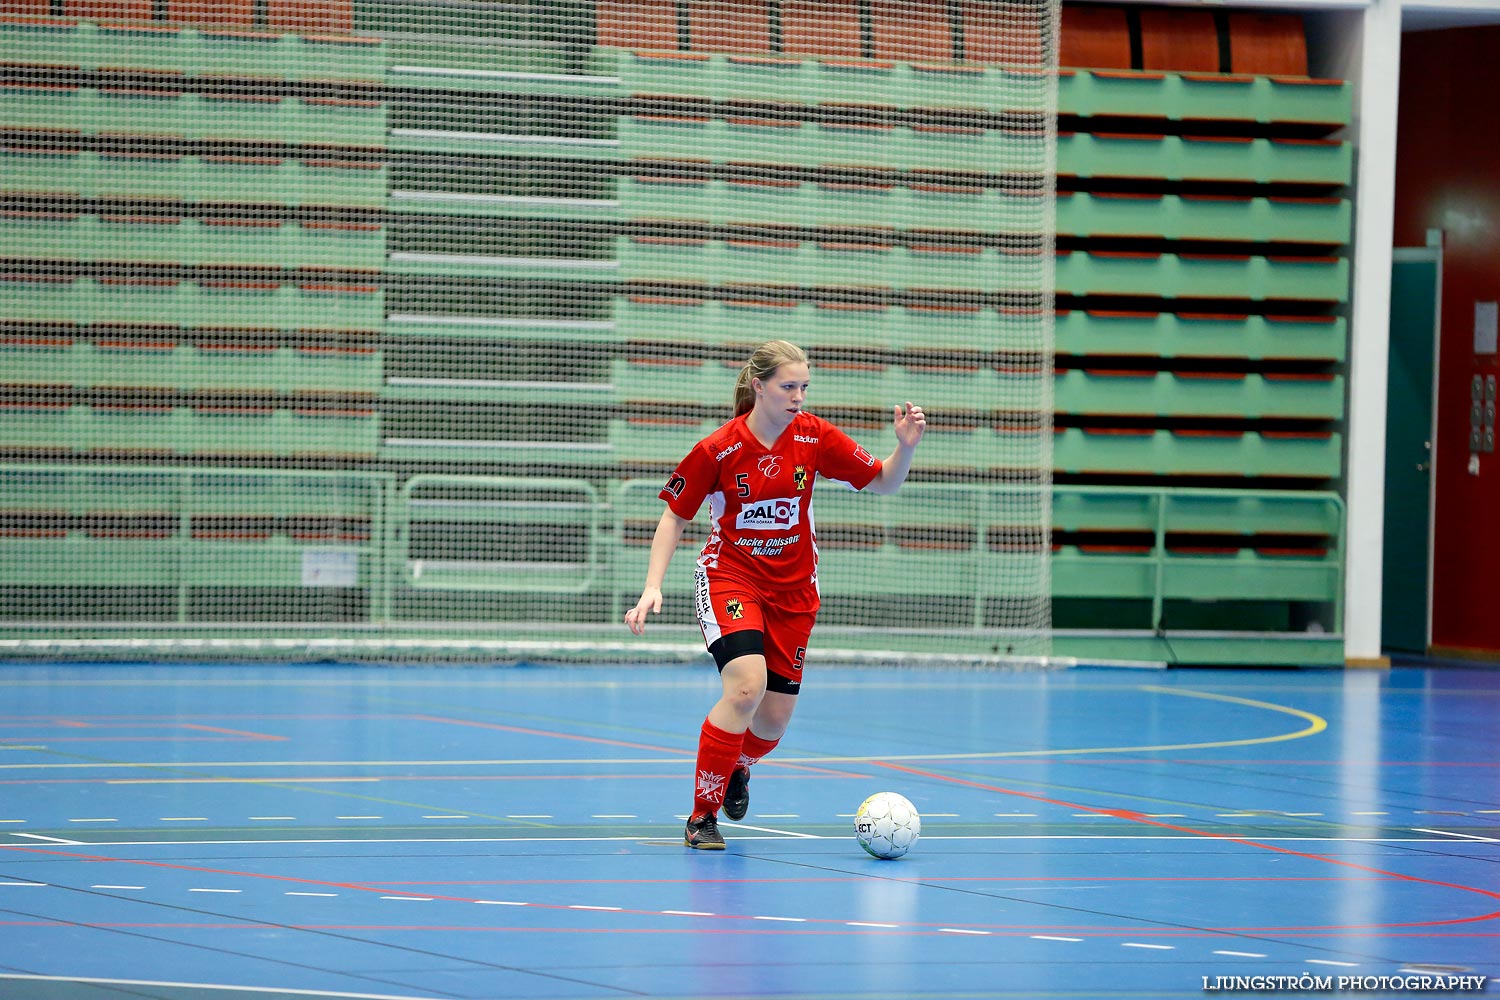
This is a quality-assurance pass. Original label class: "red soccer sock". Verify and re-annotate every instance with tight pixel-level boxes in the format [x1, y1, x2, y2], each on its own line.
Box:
[692, 718, 745, 817]
[738, 729, 780, 769]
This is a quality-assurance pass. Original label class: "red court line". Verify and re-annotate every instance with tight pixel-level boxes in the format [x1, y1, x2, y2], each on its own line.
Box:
[403, 714, 697, 755]
[876, 761, 1500, 932]
[0, 845, 1372, 938]
[3, 920, 1496, 940]
[0, 774, 861, 785]
[369, 875, 1372, 886]
[0, 841, 1486, 939]
[404, 715, 865, 777]
[0, 737, 280, 743]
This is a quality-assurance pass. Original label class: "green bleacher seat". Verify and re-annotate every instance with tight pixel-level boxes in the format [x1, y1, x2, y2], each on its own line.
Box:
[0, 338, 381, 394]
[1059, 68, 1350, 127]
[1055, 311, 1346, 361]
[1057, 192, 1351, 244]
[1057, 132, 1352, 185]
[1055, 368, 1344, 419]
[1056, 251, 1348, 302]
[1054, 427, 1342, 478]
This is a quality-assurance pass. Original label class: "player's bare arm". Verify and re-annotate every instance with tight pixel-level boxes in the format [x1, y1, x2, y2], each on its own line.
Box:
[624, 507, 691, 634]
[864, 402, 926, 495]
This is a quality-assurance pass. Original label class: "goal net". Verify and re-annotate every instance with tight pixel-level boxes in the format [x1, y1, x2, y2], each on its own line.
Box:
[0, 0, 1057, 666]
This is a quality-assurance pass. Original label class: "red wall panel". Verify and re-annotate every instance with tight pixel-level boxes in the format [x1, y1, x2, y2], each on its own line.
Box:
[1395, 26, 1500, 654]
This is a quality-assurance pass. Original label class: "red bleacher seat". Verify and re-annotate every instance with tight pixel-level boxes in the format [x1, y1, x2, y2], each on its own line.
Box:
[1058, 4, 1131, 70]
[688, 0, 769, 54]
[781, 0, 861, 59]
[597, 0, 679, 51]
[871, 0, 953, 62]
[168, 0, 254, 27]
[267, 0, 354, 33]
[62, 0, 153, 20]
[961, 0, 1044, 66]
[1228, 11, 1308, 76]
[1138, 8, 1219, 73]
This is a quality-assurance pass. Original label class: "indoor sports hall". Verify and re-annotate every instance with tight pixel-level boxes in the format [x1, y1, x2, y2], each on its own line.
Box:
[2, 0, 1498, 997]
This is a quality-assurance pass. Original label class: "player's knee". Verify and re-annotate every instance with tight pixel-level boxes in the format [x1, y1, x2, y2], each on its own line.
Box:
[721, 656, 768, 714]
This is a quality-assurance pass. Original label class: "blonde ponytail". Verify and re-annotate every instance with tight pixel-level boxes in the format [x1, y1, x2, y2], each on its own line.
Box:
[733, 340, 809, 416]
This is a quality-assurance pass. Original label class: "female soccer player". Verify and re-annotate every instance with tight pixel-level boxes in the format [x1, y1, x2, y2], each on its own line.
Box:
[624, 340, 926, 849]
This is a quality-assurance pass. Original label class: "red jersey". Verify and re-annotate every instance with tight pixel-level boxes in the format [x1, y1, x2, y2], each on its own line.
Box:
[659, 411, 882, 609]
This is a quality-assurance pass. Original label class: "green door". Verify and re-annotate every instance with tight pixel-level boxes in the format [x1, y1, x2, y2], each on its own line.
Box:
[1382, 251, 1439, 653]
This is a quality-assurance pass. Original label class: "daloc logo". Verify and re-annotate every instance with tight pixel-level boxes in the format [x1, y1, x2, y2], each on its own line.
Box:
[735, 496, 801, 530]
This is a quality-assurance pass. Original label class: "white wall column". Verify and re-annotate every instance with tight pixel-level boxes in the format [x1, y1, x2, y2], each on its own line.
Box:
[1342, 0, 1403, 664]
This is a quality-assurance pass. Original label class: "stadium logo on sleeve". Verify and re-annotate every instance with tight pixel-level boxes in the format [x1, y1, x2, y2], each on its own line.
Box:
[735, 496, 801, 530]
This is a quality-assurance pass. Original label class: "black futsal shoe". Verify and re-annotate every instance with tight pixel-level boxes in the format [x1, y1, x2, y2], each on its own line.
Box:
[684, 812, 726, 850]
[723, 766, 750, 821]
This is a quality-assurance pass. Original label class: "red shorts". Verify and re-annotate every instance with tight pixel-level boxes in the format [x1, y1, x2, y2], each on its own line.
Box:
[694, 571, 815, 694]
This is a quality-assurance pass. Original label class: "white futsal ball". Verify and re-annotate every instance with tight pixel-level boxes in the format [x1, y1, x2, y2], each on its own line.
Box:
[854, 791, 921, 859]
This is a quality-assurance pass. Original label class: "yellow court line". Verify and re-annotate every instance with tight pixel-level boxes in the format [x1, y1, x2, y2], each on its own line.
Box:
[773, 685, 1329, 763]
[1, 687, 1329, 769]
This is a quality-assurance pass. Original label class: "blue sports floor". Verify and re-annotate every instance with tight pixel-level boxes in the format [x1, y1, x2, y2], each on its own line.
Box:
[0, 661, 1496, 1000]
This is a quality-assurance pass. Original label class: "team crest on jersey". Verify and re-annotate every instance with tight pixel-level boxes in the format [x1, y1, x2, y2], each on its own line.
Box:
[793, 465, 808, 490]
[758, 454, 782, 479]
[725, 598, 744, 620]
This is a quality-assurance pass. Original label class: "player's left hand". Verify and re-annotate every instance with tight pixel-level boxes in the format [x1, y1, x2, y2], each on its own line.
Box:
[893, 402, 926, 449]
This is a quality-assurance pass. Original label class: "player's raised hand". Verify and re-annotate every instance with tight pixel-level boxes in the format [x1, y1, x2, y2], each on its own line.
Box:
[624, 586, 662, 635]
[893, 402, 926, 449]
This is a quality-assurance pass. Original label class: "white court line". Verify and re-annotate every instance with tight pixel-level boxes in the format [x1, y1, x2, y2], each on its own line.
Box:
[1214, 950, 1268, 958]
[1413, 827, 1500, 842]
[6, 832, 82, 844]
[1032, 935, 1083, 942]
[2, 833, 1480, 849]
[0, 975, 447, 1000]
[721, 820, 819, 839]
